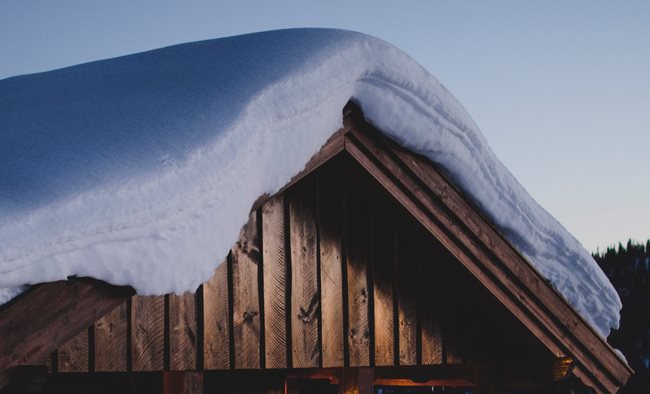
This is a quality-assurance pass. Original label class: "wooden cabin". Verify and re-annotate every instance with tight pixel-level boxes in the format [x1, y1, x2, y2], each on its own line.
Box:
[0, 104, 632, 393]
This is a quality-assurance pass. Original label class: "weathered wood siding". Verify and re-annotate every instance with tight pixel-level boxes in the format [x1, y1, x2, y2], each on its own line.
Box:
[48, 155, 501, 373]
[131, 295, 165, 371]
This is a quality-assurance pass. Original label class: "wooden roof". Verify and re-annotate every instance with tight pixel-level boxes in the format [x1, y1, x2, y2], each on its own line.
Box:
[0, 103, 632, 393]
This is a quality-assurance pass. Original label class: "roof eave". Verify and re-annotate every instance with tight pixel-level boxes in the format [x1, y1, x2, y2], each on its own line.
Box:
[333, 103, 632, 393]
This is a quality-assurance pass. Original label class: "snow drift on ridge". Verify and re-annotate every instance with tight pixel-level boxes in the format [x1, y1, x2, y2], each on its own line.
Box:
[0, 29, 620, 337]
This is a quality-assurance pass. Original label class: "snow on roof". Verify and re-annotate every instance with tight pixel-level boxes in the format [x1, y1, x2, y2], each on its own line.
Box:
[0, 29, 620, 338]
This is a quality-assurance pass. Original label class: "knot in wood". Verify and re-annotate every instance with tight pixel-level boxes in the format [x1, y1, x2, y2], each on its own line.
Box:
[360, 287, 367, 303]
[242, 310, 258, 322]
[297, 294, 319, 323]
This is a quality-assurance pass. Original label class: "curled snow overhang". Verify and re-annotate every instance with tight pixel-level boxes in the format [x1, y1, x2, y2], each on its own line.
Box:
[0, 107, 633, 393]
[290, 106, 633, 392]
[0, 29, 620, 343]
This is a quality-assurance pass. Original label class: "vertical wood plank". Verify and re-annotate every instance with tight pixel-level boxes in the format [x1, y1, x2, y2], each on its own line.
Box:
[262, 195, 287, 368]
[345, 169, 371, 367]
[289, 178, 320, 368]
[397, 219, 418, 366]
[94, 302, 128, 371]
[421, 317, 443, 365]
[232, 211, 261, 369]
[131, 295, 165, 371]
[203, 263, 230, 370]
[420, 241, 443, 365]
[441, 247, 463, 365]
[57, 328, 89, 372]
[262, 196, 288, 369]
[372, 196, 396, 367]
[445, 317, 463, 365]
[318, 168, 344, 368]
[169, 292, 197, 370]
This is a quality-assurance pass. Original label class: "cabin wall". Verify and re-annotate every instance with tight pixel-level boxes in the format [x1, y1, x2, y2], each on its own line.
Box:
[49, 154, 551, 377]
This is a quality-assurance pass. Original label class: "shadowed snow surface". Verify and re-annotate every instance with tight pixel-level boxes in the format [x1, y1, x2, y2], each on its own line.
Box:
[0, 29, 620, 337]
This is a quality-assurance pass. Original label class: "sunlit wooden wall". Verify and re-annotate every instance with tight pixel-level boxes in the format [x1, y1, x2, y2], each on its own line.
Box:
[51, 154, 542, 375]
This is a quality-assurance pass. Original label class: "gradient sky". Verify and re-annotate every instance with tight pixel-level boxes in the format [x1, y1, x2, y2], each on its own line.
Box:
[1, 1, 648, 252]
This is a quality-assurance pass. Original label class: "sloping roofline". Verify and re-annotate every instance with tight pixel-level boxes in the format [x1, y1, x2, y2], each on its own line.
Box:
[0, 102, 632, 393]
[257, 102, 632, 393]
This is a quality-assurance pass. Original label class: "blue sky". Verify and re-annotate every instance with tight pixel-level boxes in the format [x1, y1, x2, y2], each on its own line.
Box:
[1, 1, 648, 252]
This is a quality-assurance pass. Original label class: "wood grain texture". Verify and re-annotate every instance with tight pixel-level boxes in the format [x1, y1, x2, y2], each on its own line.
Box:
[131, 295, 164, 371]
[317, 165, 345, 368]
[288, 179, 321, 368]
[442, 251, 464, 366]
[57, 328, 89, 372]
[94, 302, 128, 372]
[169, 292, 197, 370]
[345, 167, 371, 367]
[396, 219, 418, 366]
[421, 318, 443, 365]
[420, 243, 443, 365]
[262, 195, 288, 369]
[0, 279, 133, 372]
[371, 195, 396, 367]
[203, 263, 231, 370]
[231, 211, 261, 369]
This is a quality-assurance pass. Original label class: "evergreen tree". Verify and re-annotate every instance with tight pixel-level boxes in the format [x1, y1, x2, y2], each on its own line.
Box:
[593, 239, 650, 393]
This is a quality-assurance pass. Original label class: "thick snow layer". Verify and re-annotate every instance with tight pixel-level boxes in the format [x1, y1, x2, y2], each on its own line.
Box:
[0, 29, 620, 337]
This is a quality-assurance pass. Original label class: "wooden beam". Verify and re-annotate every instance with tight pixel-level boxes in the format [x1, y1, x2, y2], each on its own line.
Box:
[203, 263, 231, 370]
[169, 292, 197, 370]
[396, 217, 418, 366]
[131, 295, 165, 371]
[288, 177, 321, 368]
[163, 371, 203, 394]
[344, 165, 372, 367]
[420, 243, 443, 366]
[231, 210, 262, 369]
[262, 195, 288, 369]
[0, 278, 133, 372]
[318, 163, 345, 368]
[371, 192, 396, 367]
[94, 301, 128, 371]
